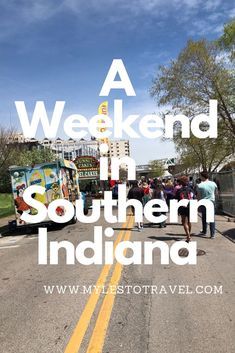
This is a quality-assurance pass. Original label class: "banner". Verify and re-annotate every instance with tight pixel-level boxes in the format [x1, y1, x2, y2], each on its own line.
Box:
[98, 101, 109, 146]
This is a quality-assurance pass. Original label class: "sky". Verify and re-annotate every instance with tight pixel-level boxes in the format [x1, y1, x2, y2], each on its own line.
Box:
[0, 0, 234, 164]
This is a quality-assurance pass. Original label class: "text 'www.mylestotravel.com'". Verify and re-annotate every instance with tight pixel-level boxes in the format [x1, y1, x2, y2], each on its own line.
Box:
[43, 284, 223, 295]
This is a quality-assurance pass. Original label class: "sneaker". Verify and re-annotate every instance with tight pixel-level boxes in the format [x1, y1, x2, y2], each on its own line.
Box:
[210, 235, 215, 239]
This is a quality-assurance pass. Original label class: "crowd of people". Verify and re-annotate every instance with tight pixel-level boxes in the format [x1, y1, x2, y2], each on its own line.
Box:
[124, 172, 218, 242]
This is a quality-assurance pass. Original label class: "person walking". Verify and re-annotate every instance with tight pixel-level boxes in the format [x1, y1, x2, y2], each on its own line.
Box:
[173, 178, 182, 197]
[142, 181, 151, 206]
[164, 179, 174, 207]
[175, 176, 194, 243]
[152, 183, 167, 228]
[112, 181, 119, 200]
[127, 180, 144, 231]
[197, 171, 217, 239]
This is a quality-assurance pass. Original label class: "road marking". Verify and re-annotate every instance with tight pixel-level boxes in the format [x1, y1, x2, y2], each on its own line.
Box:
[0, 235, 26, 246]
[85, 219, 133, 353]
[0, 245, 20, 249]
[64, 216, 132, 353]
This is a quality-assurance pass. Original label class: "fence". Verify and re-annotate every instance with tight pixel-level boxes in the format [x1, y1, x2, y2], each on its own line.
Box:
[212, 169, 235, 217]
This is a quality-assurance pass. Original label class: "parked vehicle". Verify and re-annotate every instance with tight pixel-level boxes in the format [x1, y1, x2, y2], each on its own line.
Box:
[9, 159, 88, 227]
[74, 156, 104, 207]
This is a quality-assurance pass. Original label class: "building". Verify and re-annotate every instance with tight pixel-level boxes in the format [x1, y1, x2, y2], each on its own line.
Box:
[6, 133, 39, 150]
[108, 140, 130, 158]
[7, 133, 99, 159]
[107, 140, 130, 171]
[7, 133, 131, 163]
[7, 133, 38, 144]
[40, 138, 98, 160]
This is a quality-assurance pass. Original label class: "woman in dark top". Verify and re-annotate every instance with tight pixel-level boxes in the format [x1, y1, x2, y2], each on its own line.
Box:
[127, 180, 144, 231]
[151, 184, 167, 228]
[175, 176, 194, 243]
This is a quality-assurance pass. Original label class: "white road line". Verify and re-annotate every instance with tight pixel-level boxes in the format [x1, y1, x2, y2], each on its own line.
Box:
[0, 245, 20, 249]
[0, 235, 26, 246]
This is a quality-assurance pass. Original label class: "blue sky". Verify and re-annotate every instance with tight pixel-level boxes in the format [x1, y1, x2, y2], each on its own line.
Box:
[0, 0, 234, 163]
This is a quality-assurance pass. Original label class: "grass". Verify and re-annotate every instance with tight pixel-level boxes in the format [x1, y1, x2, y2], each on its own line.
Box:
[0, 193, 15, 218]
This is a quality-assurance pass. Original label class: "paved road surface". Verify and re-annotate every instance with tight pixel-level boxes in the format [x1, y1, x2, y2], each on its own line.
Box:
[0, 210, 234, 353]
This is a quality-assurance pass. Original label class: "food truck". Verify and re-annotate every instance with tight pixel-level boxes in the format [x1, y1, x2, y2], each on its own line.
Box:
[73, 156, 102, 206]
[9, 159, 87, 227]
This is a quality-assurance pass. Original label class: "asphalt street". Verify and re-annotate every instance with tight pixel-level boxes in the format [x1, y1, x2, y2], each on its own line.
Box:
[0, 209, 235, 353]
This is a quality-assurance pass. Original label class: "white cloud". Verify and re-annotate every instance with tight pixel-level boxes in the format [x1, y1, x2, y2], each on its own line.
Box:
[229, 8, 235, 18]
[137, 51, 170, 80]
[188, 19, 224, 36]
[0, 1, 63, 41]
[64, 0, 205, 15]
[203, 0, 222, 11]
[0, 0, 214, 27]
[0, 0, 232, 45]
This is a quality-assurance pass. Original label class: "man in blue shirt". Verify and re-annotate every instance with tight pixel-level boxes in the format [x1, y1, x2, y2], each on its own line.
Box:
[197, 171, 218, 238]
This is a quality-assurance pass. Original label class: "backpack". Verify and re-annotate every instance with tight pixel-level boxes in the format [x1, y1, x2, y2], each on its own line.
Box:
[112, 184, 118, 197]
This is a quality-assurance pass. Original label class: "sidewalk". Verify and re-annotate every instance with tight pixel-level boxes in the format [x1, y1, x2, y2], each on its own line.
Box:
[215, 214, 235, 242]
[0, 214, 15, 236]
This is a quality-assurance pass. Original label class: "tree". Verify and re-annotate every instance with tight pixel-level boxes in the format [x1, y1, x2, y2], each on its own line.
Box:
[0, 130, 56, 193]
[17, 147, 55, 167]
[174, 124, 233, 173]
[0, 127, 17, 172]
[217, 19, 235, 60]
[151, 39, 235, 137]
[148, 160, 165, 178]
[150, 21, 235, 171]
[0, 127, 19, 193]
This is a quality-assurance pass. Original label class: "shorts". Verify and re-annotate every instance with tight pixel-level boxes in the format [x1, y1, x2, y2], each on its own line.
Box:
[178, 206, 190, 218]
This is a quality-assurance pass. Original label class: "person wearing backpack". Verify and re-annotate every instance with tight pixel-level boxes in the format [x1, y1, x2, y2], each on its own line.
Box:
[175, 176, 194, 243]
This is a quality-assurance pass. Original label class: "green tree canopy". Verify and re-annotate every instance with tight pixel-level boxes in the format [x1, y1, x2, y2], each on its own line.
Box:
[217, 19, 235, 59]
[174, 123, 233, 173]
[16, 147, 55, 167]
[148, 160, 165, 178]
[150, 20, 235, 172]
[0, 127, 56, 192]
[151, 39, 235, 136]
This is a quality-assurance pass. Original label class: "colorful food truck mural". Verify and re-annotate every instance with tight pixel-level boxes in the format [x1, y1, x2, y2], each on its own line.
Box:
[9, 159, 87, 227]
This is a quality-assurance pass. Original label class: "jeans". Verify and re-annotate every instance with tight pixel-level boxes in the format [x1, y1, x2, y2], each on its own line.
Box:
[201, 204, 215, 237]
